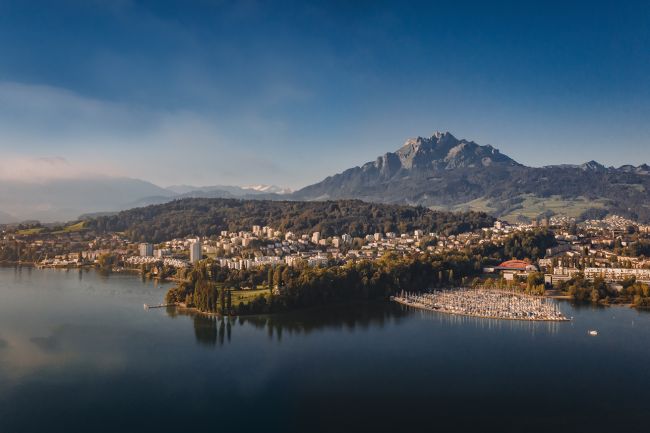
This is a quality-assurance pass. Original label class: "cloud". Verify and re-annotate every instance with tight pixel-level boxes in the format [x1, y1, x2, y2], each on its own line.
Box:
[0, 156, 125, 182]
[0, 81, 297, 186]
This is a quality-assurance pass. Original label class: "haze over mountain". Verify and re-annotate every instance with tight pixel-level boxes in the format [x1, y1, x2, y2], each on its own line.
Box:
[0, 176, 291, 223]
[0, 177, 175, 223]
[3, 131, 650, 224]
[166, 184, 291, 196]
[294, 132, 650, 223]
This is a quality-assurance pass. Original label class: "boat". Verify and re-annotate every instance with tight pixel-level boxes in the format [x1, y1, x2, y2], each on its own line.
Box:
[588, 330, 598, 336]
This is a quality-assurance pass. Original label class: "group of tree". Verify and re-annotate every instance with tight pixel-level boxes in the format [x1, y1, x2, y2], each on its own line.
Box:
[166, 251, 484, 315]
[558, 273, 650, 306]
[475, 229, 557, 262]
[470, 272, 545, 296]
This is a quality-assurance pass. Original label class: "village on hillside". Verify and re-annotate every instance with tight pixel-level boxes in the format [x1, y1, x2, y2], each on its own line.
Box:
[3, 214, 650, 298]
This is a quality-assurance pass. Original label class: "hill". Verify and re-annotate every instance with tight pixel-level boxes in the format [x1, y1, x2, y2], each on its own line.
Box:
[293, 132, 650, 223]
[84, 198, 495, 243]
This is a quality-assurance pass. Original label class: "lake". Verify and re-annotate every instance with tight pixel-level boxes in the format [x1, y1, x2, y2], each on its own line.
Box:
[1, 266, 649, 432]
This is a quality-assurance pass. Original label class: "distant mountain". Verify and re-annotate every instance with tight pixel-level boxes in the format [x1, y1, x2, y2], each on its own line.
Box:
[0, 177, 294, 223]
[133, 184, 288, 209]
[242, 185, 292, 194]
[166, 184, 291, 196]
[0, 210, 17, 224]
[0, 177, 174, 222]
[294, 132, 650, 223]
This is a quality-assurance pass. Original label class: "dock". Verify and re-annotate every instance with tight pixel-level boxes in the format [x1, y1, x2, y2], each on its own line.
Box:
[143, 303, 173, 310]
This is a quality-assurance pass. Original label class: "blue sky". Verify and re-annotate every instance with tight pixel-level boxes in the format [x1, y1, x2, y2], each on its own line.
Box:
[0, 0, 648, 188]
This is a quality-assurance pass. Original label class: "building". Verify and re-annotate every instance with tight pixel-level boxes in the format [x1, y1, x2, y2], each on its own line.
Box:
[484, 260, 539, 281]
[311, 232, 320, 244]
[138, 243, 153, 257]
[584, 267, 650, 283]
[189, 240, 202, 264]
[153, 248, 171, 259]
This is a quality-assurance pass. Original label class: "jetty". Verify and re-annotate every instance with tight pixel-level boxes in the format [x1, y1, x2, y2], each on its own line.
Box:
[143, 303, 173, 310]
[393, 288, 569, 321]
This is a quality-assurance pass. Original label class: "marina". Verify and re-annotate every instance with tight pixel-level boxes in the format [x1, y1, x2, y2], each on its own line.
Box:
[393, 288, 569, 321]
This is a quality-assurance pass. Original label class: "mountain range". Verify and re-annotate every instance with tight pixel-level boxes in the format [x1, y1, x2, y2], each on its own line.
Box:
[294, 132, 650, 223]
[2, 131, 650, 224]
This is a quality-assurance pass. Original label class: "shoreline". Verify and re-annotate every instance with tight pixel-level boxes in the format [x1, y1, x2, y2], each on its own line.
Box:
[1, 263, 647, 313]
[0, 261, 183, 282]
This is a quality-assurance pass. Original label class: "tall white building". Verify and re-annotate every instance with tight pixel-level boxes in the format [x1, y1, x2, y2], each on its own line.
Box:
[190, 240, 202, 264]
[139, 243, 153, 257]
[312, 232, 321, 244]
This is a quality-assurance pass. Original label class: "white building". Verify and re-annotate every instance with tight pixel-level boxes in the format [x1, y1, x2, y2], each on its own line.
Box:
[139, 243, 153, 257]
[312, 232, 321, 244]
[153, 248, 171, 259]
[584, 267, 650, 282]
[189, 240, 202, 264]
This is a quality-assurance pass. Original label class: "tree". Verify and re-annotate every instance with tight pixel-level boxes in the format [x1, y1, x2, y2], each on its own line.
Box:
[267, 267, 273, 291]
[220, 288, 226, 314]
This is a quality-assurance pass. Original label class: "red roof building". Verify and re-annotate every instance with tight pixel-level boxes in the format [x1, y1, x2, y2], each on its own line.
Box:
[495, 260, 538, 272]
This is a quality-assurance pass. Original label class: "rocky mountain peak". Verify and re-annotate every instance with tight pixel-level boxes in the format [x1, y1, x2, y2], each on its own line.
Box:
[580, 160, 607, 171]
[392, 132, 517, 170]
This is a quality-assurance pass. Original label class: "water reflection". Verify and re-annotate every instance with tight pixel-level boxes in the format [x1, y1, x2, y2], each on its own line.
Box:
[397, 303, 564, 335]
[166, 302, 412, 345]
[166, 300, 573, 347]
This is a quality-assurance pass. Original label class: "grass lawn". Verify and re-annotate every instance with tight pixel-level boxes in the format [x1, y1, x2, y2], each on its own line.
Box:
[52, 221, 87, 234]
[500, 194, 607, 221]
[431, 194, 608, 223]
[230, 288, 270, 305]
[16, 227, 45, 235]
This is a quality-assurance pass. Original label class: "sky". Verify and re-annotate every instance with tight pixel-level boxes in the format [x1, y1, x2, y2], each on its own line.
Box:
[0, 0, 649, 189]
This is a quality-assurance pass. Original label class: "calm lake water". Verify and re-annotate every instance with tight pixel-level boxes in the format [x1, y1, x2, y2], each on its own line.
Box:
[1, 267, 650, 433]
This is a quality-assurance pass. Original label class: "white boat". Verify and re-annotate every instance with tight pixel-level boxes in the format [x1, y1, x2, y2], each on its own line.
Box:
[588, 330, 598, 336]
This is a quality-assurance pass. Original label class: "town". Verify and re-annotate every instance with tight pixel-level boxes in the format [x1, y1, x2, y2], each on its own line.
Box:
[3, 212, 650, 310]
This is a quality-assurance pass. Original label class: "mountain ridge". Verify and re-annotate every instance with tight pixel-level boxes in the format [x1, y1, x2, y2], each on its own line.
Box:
[293, 132, 650, 223]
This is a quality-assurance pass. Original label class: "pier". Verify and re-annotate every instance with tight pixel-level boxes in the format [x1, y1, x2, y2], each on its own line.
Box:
[143, 303, 173, 310]
[393, 288, 569, 321]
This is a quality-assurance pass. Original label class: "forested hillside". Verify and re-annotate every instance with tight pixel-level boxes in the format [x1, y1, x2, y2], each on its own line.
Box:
[85, 198, 495, 243]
